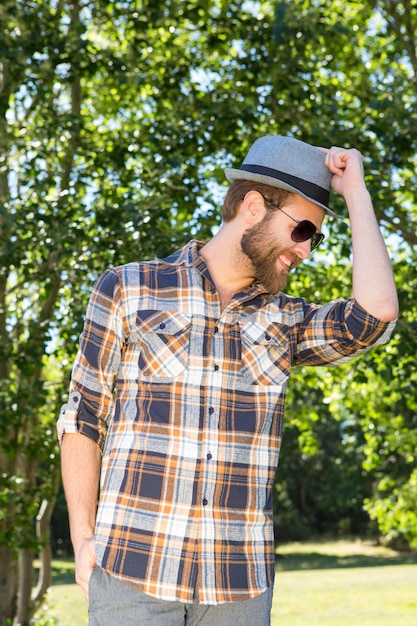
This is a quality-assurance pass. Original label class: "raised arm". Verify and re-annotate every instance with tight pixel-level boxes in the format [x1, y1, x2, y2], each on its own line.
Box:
[324, 147, 398, 322]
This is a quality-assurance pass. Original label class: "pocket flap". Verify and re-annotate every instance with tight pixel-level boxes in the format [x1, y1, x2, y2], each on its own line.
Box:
[135, 310, 191, 336]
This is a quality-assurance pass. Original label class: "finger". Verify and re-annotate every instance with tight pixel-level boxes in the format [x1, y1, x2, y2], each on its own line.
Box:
[326, 148, 349, 174]
[76, 571, 91, 604]
[325, 155, 345, 176]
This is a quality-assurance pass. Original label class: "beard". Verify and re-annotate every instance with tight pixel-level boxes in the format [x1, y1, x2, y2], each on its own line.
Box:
[240, 213, 293, 295]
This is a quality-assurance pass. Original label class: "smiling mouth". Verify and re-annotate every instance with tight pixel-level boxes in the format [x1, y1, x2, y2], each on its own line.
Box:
[278, 254, 296, 272]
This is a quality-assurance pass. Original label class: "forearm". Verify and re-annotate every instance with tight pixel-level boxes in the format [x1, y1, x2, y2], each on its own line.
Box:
[324, 146, 398, 322]
[61, 432, 101, 554]
[346, 188, 398, 322]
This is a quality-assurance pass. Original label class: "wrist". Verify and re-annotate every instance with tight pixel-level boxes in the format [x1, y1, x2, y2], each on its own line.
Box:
[344, 188, 374, 218]
[344, 185, 370, 204]
[71, 529, 95, 554]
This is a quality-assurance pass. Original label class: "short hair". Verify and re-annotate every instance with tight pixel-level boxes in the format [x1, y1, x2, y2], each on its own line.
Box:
[221, 180, 295, 222]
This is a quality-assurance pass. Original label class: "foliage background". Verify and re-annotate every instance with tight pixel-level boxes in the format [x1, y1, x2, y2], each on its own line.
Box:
[0, 0, 416, 622]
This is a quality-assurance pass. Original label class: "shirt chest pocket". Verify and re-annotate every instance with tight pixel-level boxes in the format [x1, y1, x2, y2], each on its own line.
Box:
[130, 310, 191, 379]
[239, 320, 291, 386]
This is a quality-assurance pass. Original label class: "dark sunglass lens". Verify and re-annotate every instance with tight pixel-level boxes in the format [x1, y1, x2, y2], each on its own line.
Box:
[291, 220, 316, 242]
[310, 233, 324, 250]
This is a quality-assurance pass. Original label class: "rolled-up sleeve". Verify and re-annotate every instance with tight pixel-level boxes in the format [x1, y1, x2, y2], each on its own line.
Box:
[295, 298, 396, 367]
[57, 269, 125, 450]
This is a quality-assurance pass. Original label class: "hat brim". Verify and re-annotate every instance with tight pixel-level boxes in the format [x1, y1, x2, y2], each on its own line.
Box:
[224, 167, 342, 219]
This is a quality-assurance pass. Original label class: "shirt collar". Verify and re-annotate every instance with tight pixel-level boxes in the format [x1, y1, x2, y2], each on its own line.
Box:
[161, 240, 273, 304]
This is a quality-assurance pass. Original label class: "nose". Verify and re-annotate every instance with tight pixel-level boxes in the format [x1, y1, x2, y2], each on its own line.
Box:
[292, 239, 311, 260]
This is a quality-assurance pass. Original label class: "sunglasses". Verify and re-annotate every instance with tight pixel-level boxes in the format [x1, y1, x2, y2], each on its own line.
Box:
[262, 196, 325, 251]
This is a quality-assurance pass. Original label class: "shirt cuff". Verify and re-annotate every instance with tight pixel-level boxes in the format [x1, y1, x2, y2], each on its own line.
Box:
[347, 299, 396, 345]
[57, 391, 107, 450]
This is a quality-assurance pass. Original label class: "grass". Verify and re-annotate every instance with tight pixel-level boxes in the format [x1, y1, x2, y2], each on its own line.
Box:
[272, 538, 417, 625]
[41, 539, 417, 625]
[40, 561, 88, 625]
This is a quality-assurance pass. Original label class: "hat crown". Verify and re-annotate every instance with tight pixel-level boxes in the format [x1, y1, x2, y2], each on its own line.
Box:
[242, 136, 332, 188]
[225, 135, 340, 217]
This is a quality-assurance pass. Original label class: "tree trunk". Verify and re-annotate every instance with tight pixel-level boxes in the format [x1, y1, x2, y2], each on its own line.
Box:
[15, 549, 34, 625]
[0, 546, 18, 623]
[32, 487, 59, 610]
[13, 489, 59, 624]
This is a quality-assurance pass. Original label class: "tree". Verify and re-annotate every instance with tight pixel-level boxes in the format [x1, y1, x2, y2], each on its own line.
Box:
[1, 0, 416, 622]
[0, 0, 299, 620]
[267, 0, 417, 526]
[0, 0, 250, 620]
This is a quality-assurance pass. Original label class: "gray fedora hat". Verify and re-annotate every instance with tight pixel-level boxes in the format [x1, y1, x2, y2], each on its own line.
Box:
[225, 135, 341, 218]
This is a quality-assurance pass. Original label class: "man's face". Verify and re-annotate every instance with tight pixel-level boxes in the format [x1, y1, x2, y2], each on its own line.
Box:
[240, 196, 324, 294]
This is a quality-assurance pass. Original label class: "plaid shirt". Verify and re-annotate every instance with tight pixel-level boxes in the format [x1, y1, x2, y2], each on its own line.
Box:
[58, 240, 395, 604]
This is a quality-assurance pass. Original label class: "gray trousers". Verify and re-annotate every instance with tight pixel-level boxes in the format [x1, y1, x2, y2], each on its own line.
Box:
[88, 566, 273, 626]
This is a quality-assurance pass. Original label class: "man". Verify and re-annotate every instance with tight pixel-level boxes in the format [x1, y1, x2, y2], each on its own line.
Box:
[58, 136, 398, 625]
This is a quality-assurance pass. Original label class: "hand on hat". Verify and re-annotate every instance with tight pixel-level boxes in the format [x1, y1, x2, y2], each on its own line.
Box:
[320, 146, 366, 199]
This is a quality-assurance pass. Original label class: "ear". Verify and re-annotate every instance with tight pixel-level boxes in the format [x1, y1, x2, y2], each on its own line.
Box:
[241, 191, 267, 225]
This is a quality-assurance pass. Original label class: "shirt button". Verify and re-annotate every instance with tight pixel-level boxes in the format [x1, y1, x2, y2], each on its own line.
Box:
[159, 322, 166, 329]
[214, 326, 218, 333]
[214, 364, 219, 371]
[265, 333, 271, 341]
[208, 407, 214, 415]
[73, 395, 79, 403]
[202, 498, 208, 506]
[207, 453, 212, 460]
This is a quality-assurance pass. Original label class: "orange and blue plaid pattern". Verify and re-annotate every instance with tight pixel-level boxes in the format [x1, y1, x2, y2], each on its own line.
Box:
[58, 241, 395, 604]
